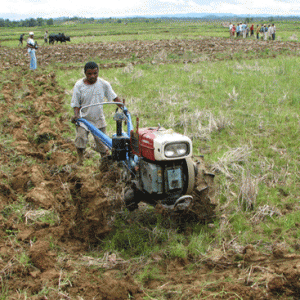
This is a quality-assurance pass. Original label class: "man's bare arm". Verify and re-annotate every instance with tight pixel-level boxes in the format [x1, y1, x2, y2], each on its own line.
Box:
[73, 107, 80, 118]
[113, 97, 123, 108]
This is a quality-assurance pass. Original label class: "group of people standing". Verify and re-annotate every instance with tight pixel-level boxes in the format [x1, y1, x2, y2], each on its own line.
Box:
[229, 23, 276, 40]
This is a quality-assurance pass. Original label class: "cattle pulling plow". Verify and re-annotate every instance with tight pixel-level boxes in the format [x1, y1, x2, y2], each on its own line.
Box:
[49, 33, 71, 44]
[75, 102, 216, 219]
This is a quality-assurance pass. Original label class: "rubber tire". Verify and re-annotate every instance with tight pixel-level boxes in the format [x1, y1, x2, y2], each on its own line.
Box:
[124, 188, 139, 211]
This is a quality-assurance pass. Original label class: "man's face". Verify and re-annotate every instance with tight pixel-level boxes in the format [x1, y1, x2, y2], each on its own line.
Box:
[85, 68, 99, 84]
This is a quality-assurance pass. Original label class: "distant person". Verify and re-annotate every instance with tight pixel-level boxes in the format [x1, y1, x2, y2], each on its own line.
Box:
[229, 22, 233, 37]
[44, 30, 48, 44]
[260, 24, 264, 39]
[264, 24, 268, 40]
[18, 34, 24, 46]
[250, 24, 254, 37]
[256, 25, 260, 40]
[271, 24, 276, 40]
[236, 23, 240, 37]
[27, 32, 37, 70]
[231, 24, 236, 38]
[268, 25, 272, 40]
[241, 22, 247, 38]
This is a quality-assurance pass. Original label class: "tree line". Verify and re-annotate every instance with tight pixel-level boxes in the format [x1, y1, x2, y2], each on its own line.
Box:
[0, 18, 54, 27]
[0, 16, 154, 27]
[1, 15, 299, 28]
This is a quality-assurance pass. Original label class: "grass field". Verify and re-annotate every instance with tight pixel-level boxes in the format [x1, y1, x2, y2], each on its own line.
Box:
[0, 19, 300, 299]
[1, 18, 300, 46]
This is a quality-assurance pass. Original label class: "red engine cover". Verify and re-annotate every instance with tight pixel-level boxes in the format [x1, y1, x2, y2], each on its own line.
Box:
[131, 128, 157, 161]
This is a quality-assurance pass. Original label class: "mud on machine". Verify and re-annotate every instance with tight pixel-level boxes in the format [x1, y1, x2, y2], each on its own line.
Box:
[75, 101, 214, 213]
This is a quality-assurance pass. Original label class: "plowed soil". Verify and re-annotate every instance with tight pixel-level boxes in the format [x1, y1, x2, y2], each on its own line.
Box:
[2, 36, 300, 69]
[1, 37, 300, 299]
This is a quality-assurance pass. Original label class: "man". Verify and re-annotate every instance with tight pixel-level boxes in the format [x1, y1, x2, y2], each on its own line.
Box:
[246, 25, 250, 38]
[250, 24, 254, 37]
[44, 30, 48, 43]
[256, 24, 260, 40]
[271, 23, 276, 40]
[71, 61, 121, 165]
[241, 22, 247, 38]
[27, 32, 37, 70]
[268, 24, 272, 40]
[236, 23, 240, 37]
[18, 34, 24, 46]
[264, 24, 268, 40]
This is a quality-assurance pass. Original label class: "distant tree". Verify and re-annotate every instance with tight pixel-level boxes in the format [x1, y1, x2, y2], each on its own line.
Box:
[47, 18, 54, 26]
[71, 16, 80, 22]
[5, 19, 11, 27]
[21, 19, 29, 27]
[0, 18, 5, 27]
[11, 21, 19, 27]
[37, 18, 44, 26]
[117, 19, 122, 23]
[27, 18, 37, 27]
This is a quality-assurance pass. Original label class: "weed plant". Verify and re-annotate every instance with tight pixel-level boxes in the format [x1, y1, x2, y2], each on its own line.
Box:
[102, 211, 170, 257]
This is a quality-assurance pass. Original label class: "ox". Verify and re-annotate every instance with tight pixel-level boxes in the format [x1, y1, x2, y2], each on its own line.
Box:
[49, 33, 71, 44]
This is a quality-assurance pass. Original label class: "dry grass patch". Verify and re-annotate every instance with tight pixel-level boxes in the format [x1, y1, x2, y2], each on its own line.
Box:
[212, 145, 252, 180]
[24, 209, 60, 225]
[238, 170, 258, 211]
[169, 109, 232, 140]
[250, 205, 282, 224]
[79, 252, 128, 269]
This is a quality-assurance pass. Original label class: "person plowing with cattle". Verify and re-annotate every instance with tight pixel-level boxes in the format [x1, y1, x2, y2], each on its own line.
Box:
[71, 61, 215, 217]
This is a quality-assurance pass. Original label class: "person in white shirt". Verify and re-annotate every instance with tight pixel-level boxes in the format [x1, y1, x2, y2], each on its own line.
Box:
[268, 25, 272, 40]
[27, 32, 37, 70]
[271, 24, 276, 40]
[71, 61, 121, 165]
[44, 31, 48, 44]
[263, 25, 268, 41]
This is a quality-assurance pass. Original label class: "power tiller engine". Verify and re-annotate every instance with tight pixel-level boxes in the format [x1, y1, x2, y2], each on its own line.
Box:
[76, 102, 197, 212]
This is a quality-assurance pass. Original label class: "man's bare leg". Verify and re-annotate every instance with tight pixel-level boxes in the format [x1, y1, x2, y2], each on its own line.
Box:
[76, 148, 84, 165]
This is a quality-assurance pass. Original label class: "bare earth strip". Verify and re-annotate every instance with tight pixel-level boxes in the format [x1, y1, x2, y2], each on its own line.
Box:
[1, 37, 300, 70]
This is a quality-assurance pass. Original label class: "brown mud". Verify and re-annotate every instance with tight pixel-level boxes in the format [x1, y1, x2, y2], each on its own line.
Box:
[0, 38, 300, 299]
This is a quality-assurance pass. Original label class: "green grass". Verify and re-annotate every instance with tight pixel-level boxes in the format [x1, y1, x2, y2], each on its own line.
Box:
[102, 211, 170, 257]
[136, 265, 164, 284]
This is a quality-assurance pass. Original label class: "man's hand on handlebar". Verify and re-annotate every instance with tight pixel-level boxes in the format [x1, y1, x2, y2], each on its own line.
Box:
[113, 97, 124, 108]
[71, 115, 79, 124]
[72, 107, 80, 124]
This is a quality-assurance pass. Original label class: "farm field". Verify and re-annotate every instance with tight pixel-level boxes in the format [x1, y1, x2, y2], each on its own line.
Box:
[1, 20, 300, 299]
[1, 18, 300, 46]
